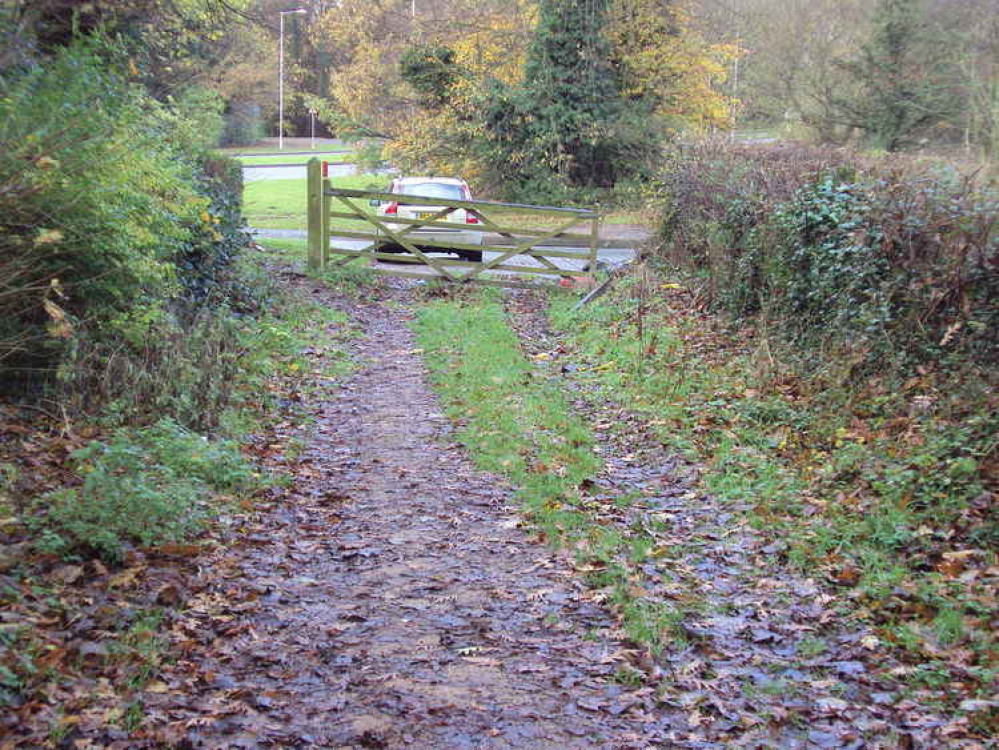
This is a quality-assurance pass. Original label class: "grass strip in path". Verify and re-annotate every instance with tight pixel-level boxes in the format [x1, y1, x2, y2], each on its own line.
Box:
[414, 290, 599, 544]
[416, 290, 715, 658]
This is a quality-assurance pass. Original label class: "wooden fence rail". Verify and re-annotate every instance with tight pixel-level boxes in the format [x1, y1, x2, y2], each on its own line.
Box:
[306, 159, 600, 287]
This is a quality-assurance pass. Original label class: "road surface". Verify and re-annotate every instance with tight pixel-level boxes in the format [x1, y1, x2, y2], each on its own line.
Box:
[243, 162, 357, 182]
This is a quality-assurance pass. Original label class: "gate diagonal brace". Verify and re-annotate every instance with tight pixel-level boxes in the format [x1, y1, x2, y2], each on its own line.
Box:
[337, 196, 459, 282]
[466, 209, 564, 273]
[329, 196, 378, 265]
[461, 216, 583, 282]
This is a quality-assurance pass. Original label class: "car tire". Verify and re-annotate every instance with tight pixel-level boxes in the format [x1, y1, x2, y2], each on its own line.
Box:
[460, 250, 483, 263]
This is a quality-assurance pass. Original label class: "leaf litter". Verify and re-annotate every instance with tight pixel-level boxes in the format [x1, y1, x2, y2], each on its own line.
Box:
[129, 275, 679, 748]
[2, 271, 991, 747]
[504, 288, 995, 749]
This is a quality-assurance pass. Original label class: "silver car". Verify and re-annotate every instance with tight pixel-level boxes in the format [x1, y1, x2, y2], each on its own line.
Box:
[373, 177, 484, 262]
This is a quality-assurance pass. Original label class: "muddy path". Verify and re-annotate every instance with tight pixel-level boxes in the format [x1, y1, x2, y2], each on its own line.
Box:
[143, 277, 671, 748]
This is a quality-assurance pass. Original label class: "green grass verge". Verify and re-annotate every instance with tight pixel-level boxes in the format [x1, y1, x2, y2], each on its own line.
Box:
[216, 140, 345, 156]
[414, 291, 692, 653]
[244, 174, 390, 230]
[550, 275, 999, 701]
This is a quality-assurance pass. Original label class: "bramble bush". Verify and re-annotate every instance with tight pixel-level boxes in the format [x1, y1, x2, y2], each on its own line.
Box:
[656, 140, 999, 372]
[650, 139, 999, 596]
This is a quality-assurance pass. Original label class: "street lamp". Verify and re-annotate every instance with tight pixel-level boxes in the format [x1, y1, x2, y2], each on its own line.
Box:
[278, 8, 307, 151]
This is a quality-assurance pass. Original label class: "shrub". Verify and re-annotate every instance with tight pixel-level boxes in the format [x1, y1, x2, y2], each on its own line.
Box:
[655, 140, 999, 370]
[56, 307, 243, 431]
[31, 419, 256, 563]
[656, 140, 859, 274]
[175, 154, 252, 308]
[169, 86, 225, 152]
[0, 43, 197, 368]
[0, 41, 252, 383]
[767, 176, 999, 365]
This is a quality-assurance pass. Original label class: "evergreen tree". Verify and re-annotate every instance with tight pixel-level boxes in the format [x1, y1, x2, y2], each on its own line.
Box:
[523, 0, 624, 187]
[836, 0, 956, 150]
[480, 0, 654, 195]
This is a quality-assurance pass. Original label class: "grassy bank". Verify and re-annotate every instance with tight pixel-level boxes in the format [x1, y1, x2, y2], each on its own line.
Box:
[244, 174, 390, 230]
[551, 272, 998, 709]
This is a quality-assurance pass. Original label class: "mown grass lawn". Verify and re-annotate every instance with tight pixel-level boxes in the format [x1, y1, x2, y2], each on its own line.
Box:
[244, 174, 390, 230]
[244, 175, 652, 248]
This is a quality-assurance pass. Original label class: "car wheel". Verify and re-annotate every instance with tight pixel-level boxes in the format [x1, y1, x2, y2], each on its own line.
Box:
[460, 250, 483, 263]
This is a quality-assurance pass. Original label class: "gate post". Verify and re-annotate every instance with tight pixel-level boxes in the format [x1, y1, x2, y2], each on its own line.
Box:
[307, 158, 323, 271]
[321, 168, 331, 268]
[588, 213, 599, 276]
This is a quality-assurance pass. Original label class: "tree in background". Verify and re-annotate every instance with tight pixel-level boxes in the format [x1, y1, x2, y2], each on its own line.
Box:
[308, 0, 413, 139]
[5, 0, 252, 96]
[692, 0, 871, 139]
[692, 0, 997, 155]
[400, 45, 460, 109]
[385, 0, 536, 186]
[936, 0, 999, 158]
[3, 0, 253, 147]
[515, 0, 645, 188]
[607, 0, 736, 134]
[834, 0, 956, 150]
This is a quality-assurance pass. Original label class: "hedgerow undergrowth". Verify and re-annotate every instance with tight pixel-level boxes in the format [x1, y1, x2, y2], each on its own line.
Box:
[549, 140, 998, 709]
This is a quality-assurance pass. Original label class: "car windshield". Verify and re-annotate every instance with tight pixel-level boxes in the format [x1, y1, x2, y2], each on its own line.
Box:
[396, 182, 465, 200]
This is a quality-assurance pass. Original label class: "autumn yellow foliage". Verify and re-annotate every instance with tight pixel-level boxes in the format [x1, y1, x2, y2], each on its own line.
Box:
[310, 0, 738, 185]
[608, 0, 738, 131]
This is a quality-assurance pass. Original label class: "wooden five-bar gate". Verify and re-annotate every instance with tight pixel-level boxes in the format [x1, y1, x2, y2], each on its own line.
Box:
[305, 159, 600, 287]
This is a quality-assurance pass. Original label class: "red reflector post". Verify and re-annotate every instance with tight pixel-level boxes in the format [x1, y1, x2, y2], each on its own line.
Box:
[321, 160, 329, 178]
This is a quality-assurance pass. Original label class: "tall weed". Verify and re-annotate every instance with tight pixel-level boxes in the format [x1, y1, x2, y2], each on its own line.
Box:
[31, 419, 257, 563]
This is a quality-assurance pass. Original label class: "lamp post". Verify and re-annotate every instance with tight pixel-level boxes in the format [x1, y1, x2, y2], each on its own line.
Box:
[278, 8, 307, 151]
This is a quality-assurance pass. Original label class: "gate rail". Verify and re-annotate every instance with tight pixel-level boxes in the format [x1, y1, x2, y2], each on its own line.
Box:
[306, 159, 599, 287]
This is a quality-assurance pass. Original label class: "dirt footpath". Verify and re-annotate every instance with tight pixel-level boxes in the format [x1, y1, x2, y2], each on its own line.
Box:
[145, 278, 670, 748]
